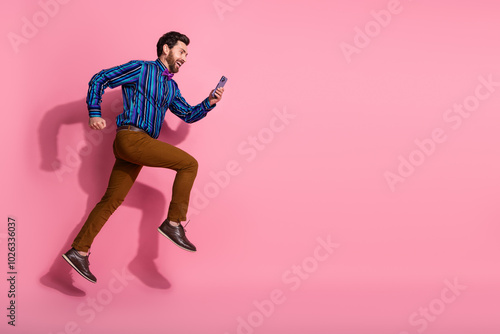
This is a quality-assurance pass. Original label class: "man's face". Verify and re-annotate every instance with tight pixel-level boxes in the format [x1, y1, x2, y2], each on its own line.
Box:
[165, 41, 188, 73]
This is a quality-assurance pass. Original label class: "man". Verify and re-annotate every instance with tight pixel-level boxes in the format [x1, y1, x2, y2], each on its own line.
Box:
[62, 31, 224, 283]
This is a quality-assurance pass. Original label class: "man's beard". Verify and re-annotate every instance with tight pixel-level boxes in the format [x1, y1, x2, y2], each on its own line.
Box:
[166, 53, 179, 73]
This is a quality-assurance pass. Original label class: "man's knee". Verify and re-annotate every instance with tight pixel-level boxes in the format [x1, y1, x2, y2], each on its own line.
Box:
[186, 156, 198, 172]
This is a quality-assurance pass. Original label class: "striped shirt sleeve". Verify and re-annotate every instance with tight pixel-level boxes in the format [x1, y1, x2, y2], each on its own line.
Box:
[86, 61, 143, 117]
[169, 83, 216, 123]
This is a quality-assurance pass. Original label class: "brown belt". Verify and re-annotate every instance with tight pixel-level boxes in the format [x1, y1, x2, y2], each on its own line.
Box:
[116, 125, 146, 133]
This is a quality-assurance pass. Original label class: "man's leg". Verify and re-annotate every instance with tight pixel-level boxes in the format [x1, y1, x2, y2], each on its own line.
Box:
[72, 157, 142, 252]
[113, 131, 198, 223]
[113, 130, 199, 251]
[63, 134, 142, 282]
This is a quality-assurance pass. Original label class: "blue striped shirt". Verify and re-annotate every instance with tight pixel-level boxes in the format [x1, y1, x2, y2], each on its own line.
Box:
[86, 58, 215, 139]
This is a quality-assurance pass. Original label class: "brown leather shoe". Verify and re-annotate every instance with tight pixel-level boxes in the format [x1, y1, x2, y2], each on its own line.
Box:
[62, 248, 97, 283]
[158, 219, 197, 252]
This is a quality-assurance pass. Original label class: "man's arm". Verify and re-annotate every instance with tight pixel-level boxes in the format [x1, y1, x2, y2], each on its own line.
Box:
[169, 85, 224, 123]
[86, 60, 143, 129]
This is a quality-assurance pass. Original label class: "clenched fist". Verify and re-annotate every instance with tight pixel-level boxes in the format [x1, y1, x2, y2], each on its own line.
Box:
[89, 117, 106, 130]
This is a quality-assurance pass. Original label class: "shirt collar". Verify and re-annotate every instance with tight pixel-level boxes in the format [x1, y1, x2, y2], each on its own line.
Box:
[156, 58, 167, 70]
[156, 59, 174, 80]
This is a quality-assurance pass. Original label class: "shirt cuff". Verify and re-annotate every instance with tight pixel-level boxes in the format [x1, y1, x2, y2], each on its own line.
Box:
[89, 108, 102, 118]
[202, 98, 215, 111]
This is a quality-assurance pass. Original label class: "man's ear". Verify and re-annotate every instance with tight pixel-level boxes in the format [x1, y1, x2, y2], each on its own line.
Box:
[163, 44, 170, 56]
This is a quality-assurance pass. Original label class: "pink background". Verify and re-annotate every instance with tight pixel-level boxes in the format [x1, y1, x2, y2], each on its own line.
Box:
[2, 0, 500, 333]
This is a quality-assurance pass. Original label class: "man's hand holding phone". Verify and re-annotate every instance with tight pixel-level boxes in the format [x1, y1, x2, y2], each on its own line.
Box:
[208, 76, 227, 106]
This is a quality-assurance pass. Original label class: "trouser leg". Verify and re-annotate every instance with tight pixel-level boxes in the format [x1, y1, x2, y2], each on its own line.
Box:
[71, 130, 197, 251]
[72, 152, 142, 252]
[112, 131, 198, 223]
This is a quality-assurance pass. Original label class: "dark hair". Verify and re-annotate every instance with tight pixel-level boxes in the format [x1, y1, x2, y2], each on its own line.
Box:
[156, 31, 190, 57]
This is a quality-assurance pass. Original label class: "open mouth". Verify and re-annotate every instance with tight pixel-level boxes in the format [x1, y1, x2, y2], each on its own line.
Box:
[176, 61, 183, 68]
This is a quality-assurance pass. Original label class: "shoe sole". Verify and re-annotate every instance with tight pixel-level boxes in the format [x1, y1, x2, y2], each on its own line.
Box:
[62, 254, 97, 284]
[157, 227, 196, 252]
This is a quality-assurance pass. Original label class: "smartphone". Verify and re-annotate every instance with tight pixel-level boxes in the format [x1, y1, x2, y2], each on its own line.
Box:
[212, 76, 228, 97]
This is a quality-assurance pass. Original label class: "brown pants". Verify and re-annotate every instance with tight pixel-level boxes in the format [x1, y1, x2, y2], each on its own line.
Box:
[72, 129, 198, 252]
